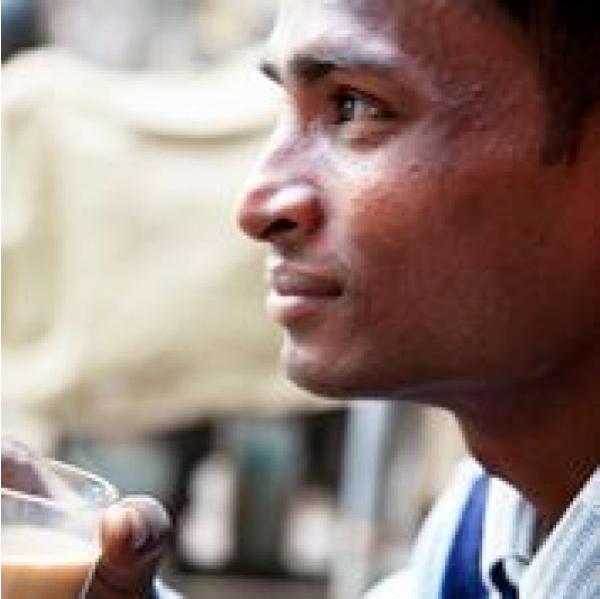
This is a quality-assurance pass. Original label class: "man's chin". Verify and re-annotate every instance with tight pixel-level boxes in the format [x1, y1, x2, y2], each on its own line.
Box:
[284, 359, 348, 398]
[280, 339, 390, 399]
[281, 340, 353, 398]
[280, 339, 478, 402]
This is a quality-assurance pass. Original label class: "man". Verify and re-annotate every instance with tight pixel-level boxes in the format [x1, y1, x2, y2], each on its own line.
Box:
[236, 0, 600, 596]
[4, 0, 598, 596]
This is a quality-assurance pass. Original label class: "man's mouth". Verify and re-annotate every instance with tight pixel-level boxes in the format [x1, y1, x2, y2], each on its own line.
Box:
[266, 261, 343, 323]
[270, 265, 342, 297]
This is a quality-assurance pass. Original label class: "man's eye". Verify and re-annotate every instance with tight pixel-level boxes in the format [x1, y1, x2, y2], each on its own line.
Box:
[333, 90, 394, 124]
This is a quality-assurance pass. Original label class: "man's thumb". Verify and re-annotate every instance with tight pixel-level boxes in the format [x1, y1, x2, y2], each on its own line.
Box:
[87, 496, 171, 598]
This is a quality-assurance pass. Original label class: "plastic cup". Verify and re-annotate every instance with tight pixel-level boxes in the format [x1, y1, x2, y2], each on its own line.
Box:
[1, 459, 118, 599]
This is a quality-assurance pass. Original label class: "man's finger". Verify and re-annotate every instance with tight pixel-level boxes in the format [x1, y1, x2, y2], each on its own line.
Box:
[86, 496, 171, 598]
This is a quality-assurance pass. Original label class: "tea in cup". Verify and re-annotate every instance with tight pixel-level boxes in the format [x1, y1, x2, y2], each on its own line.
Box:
[1, 459, 118, 599]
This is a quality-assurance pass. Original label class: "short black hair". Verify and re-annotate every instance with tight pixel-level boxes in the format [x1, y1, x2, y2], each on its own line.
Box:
[495, 0, 600, 163]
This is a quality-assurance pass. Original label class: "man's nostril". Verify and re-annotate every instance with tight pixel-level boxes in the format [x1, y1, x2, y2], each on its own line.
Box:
[261, 218, 297, 240]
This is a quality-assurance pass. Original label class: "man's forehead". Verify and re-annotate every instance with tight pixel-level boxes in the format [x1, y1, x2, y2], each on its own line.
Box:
[266, 0, 402, 75]
[272, 0, 505, 44]
[273, 0, 401, 34]
[274, 0, 448, 26]
[267, 0, 519, 86]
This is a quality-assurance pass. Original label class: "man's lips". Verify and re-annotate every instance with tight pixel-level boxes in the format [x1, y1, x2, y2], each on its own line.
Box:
[266, 262, 343, 323]
[268, 264, 343, 298]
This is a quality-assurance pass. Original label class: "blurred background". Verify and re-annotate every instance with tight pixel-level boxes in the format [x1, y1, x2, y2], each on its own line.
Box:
[1, 1, 466, 597]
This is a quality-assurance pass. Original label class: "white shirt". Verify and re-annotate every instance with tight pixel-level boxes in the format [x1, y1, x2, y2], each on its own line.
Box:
[366, 459, 600, 598]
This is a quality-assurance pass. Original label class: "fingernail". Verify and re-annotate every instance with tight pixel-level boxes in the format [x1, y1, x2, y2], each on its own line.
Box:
[127, 509, 151, 553]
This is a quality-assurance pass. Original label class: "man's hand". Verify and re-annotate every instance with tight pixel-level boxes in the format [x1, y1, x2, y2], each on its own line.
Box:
[87, 496, 171, 598]
[2, 438, 172, 598]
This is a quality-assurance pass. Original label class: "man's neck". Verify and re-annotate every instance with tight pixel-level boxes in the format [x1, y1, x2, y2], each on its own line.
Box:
[456, 343, 600, 529]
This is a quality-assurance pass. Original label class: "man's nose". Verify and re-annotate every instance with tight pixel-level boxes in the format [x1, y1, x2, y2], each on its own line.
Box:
[237, 180, 323, 247]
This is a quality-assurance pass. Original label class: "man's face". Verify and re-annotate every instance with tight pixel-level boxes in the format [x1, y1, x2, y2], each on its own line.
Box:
[238, 0, 599, 400]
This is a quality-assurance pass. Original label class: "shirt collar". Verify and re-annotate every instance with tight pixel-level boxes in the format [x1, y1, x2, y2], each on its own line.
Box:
[521, 466, 600, 597]
[481, 466, 600, 594]
[481, 474, 537, 588]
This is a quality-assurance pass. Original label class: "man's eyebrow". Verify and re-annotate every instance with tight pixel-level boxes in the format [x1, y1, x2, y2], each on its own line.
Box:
[259, 48, 400, 85]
